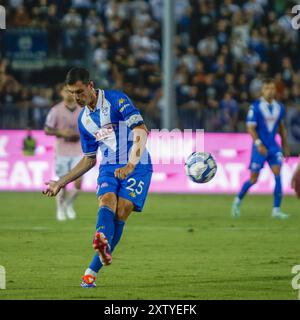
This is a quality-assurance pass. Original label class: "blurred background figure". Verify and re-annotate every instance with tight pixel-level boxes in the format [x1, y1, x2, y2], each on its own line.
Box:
[22, 127, 36, 156]
[44, 84, 83, 221]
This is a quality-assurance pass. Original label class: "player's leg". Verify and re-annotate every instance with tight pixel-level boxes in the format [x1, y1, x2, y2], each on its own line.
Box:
[65, 156, 82, 219]
[270, 160, 289, 219]
[94, 192, 118, 265]
[232, 147, 264, 217]
[85, 168, 151, 271]
[238, 171, 259, 200]
[55, 156, 69, 221]
[65, 177, 81, 219]
[232, 171, 259, 217]
[56, 187, 66, 221]
[111, 197, 134, 251]
[81, 192, 117, 288]
[114, 168, 152, 249]
[83, 198, 133, 278]
[82, 169, 152, 288]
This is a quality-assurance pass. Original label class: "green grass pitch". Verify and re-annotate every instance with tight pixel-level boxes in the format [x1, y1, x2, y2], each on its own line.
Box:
[0, 192, 299, 300]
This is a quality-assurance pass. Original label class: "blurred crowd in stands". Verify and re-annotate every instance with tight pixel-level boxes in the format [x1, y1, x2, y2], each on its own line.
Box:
[1, 0, 300, 149]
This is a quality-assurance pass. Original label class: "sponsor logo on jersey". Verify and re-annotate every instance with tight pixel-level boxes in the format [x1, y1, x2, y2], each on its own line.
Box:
[118, 98, 126, 106]
[120, 104, 130, 113]
[100, 182, 109, 188]
[94, 125, 114, 141]
[129, 191, 136, 198]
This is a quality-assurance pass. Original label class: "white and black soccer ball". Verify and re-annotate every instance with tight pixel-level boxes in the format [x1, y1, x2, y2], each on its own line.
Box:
[185, 152, 217, 183]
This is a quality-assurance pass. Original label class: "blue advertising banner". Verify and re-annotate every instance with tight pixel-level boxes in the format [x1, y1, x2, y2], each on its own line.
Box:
[3, 28, 48, 69]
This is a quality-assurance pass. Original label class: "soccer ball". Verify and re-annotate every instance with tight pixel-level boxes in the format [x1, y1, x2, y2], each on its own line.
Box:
[185, 152, 217, 183]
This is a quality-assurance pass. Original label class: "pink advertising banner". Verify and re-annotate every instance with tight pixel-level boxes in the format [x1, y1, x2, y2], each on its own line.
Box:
[0, 130, 298, 194]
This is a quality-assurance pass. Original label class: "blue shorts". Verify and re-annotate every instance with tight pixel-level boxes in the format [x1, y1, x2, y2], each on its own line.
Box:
[249, 147, 283, 172]
[96, 165, 153, 212]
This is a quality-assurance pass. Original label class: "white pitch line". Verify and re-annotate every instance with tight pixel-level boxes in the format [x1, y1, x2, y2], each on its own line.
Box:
[0, 227, 51, 231]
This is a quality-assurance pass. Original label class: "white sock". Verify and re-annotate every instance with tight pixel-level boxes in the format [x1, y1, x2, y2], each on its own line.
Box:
[65, 188, 79, 207]
[56, 188, 65, 212]
[234, 197, 241, 205]
[273, 207, 280, 214]
[84, 268, 97, 278]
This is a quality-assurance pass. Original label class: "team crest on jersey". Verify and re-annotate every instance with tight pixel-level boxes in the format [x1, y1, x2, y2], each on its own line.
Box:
[102, 105, 109, 116]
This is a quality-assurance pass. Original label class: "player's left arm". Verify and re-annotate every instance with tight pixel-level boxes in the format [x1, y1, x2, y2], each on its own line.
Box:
[115, 124, 149, 179]
[291, 155, 300, 190]
[113, 92, 149, 179]
[278, 120, 290, 158]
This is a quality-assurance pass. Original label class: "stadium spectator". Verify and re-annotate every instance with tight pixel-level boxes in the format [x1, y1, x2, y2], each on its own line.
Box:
[31, 88, 52, 129]
[13, 5, 31, 27]
[218, 91, 239, 132]
[22, 128, 36, 156]
[1, 0, 300, 156]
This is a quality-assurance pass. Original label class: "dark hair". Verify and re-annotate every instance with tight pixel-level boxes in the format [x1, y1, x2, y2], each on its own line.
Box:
[65, 67, 90, 85]
[57, 82, 66, 92]
[262, 77, 274, 85]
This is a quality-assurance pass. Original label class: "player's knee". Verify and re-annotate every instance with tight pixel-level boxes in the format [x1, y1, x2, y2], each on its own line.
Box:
[98, 193, 117, 212]
[116, 201, 133, 221]
[272, 168, 281, 176]
[250, 176, 258, 184]
[75, 179, 82, 190]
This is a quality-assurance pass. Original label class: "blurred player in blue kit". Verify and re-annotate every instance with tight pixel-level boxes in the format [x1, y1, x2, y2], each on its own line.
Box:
[232, 78, 290, 219]
[43, 68, 153, 287]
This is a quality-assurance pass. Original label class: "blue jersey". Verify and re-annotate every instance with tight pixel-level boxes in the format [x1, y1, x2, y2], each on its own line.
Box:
[78, 89, 152, 171]
[246, 97, 285, 153]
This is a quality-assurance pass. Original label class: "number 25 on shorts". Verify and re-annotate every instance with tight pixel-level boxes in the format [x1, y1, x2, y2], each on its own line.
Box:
[126, 178, 144, 195]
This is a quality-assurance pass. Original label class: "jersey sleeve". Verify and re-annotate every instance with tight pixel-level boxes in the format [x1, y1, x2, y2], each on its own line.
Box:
[246, 104, 258, 126]
[116, 92, 144, 129]
[45, 107, 58, 129]
[78, 117, 98, 157]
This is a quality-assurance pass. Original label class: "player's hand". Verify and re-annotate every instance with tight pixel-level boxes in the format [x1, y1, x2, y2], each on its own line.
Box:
[291, 165, 300, 189]
[42, 180, 62, 197]
[60, 129, 79, 142]
[114, 163, 135, 180]
[291, 174, 296, 189]
[64, 133, 80, 142]
[257, 144, 268, 156]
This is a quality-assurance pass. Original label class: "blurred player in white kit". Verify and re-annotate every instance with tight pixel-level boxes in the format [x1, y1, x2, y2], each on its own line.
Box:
[44, 84, 83, 221]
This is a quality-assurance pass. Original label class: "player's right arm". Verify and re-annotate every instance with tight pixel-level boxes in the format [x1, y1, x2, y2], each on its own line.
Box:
[43, 112, 98, 197]
[44, 126, 79, 141]
[291, 155, 300, 189]
[43, 155, 96, 197]
[44, 106, 79, 141]
[246, 104, 267, 156]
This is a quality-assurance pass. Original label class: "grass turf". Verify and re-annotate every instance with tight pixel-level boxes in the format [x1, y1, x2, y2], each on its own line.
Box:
[0, 192, 299, 300]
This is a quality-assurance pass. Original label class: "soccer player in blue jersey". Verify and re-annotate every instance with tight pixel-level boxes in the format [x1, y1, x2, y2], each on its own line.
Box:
[43, 68, 153, 287]
[231, 78, 290, 219]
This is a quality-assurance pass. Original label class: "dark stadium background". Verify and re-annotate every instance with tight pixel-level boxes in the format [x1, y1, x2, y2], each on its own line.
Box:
[0, 0, 300, 155]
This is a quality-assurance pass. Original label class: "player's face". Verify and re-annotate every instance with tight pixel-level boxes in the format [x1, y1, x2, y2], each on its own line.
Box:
[61, 86, 76, 104]
[67, 81, 94, 108]
[262, 83, 276, 101]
